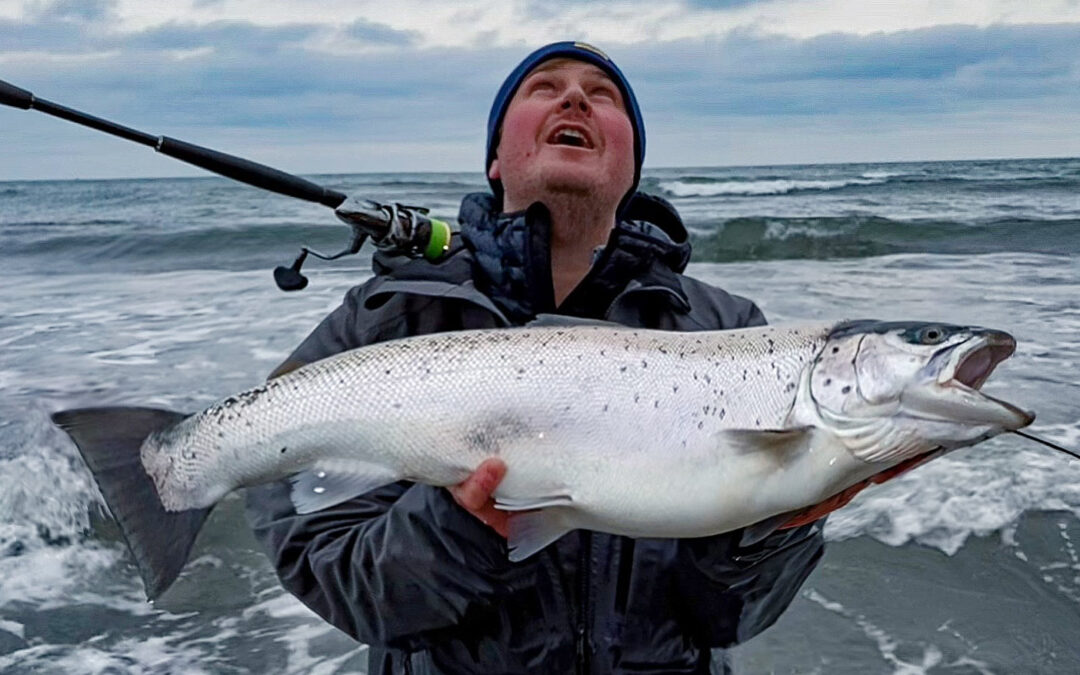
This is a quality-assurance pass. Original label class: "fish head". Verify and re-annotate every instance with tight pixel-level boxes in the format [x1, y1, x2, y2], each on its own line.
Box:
[804, 320, 1034, 464]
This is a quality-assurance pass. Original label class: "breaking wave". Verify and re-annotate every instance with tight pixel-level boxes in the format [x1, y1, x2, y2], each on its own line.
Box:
[689, 216, 1080, 262]
[659, 176, 887, 197]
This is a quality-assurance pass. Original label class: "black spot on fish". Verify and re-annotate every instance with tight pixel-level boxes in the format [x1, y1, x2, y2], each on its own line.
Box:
[832, 347, 840, 354]
[825, 378, 832, 386]
[842, 385, 852, 394]
[280, 447, 287, 454]
[620, 365, 627, 372]
[642, 359, 648, 369]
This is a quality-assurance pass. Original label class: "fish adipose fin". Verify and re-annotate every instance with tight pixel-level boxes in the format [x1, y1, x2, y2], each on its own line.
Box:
[51, 406, 206, 601]
[506, 509, 573, 562]
[289, 462, 399, 514]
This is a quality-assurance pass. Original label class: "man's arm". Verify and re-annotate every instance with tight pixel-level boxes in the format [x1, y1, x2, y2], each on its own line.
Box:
[246, 478, 512, 647]
[245, 287, 512, 647]
[674, 522, 824, 647]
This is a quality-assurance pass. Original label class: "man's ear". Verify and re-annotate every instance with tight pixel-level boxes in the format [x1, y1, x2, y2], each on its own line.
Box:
[488, 157, 501, 181]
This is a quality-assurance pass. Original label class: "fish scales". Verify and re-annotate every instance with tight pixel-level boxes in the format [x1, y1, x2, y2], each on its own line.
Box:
[149, 323, 832, 515]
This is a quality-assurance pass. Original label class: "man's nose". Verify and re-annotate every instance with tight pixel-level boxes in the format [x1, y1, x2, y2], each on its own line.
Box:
[560, 87, 589, 113]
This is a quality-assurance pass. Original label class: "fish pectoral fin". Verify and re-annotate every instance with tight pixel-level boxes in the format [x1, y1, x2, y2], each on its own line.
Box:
[719, 427, 816, 457]
[289, 462, 399, 514]
[506, 510, 574, 561]
[739, 510, 800, 547]
[494, 493, 573, 512]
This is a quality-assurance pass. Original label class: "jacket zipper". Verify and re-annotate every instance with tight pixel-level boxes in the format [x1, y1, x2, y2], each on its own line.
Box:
[576, 530, 592, 675]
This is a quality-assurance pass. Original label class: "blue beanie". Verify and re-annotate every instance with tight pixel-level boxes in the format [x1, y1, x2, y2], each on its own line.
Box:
[485, 41, 646, 215]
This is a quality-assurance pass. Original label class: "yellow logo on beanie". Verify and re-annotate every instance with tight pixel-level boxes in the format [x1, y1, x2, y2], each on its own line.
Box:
[573, 42, 610, 61]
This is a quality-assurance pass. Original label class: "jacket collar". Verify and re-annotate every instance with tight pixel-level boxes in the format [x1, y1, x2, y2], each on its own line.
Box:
[459, 191, 692, 322]
[366, 191, 693, 324]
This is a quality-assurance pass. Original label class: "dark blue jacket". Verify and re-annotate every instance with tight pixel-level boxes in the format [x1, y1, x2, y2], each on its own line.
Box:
[246, 192, 824, 674]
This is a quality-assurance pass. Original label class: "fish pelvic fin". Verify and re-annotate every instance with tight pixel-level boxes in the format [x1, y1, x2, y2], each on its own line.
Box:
[51, 406, 209, 601]
[506, 508, 574, 562]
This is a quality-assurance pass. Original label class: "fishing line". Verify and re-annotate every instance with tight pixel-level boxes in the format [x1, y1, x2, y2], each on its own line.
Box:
[1013, 430, 1080, 461]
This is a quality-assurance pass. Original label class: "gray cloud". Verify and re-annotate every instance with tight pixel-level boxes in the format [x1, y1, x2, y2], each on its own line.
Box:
[619, 24, 1080, 118]
[345, 19, 419, 46]
[29, 0, 115, 22]
[2, 19, 1078, 178]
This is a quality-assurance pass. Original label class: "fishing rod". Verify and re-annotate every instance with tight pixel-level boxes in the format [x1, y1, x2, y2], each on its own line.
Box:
[1013, 430, 1080, 461]
[0, 78, 452, 291]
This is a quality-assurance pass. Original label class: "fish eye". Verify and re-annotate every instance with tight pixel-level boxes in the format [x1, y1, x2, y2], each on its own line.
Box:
[917, 326, 947, 345]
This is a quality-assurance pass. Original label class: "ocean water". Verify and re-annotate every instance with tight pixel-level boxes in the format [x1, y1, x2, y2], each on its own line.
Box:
[1, 157, 1079, 673]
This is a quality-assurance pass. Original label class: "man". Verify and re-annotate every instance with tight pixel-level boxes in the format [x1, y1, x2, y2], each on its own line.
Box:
[246, 41, 825, 674]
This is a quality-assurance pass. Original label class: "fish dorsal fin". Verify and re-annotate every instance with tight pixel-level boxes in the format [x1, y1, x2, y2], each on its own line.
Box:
[527, 314, 622, 329]
[289, 461, 399, 514]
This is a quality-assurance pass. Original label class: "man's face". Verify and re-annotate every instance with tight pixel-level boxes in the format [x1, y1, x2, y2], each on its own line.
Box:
[489, 58, 635, 213]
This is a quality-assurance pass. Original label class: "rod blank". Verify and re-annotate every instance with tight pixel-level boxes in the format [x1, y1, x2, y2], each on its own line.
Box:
[0, 78, 346, 208]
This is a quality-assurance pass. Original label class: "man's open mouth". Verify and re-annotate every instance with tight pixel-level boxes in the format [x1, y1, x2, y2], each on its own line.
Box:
[546, 125, 594, 149]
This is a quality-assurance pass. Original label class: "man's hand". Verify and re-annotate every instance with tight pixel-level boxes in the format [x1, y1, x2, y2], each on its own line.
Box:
[449, 458, 509, 538]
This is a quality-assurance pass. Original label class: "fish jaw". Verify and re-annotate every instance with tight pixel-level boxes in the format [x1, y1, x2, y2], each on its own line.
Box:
[900, 329, 1034, 433]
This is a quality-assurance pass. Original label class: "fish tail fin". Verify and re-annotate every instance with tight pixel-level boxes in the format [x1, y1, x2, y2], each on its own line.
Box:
[51, 406, 210, 601]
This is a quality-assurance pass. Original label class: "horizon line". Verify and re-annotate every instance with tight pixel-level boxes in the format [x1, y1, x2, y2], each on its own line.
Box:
[2, 154, 1076, 185]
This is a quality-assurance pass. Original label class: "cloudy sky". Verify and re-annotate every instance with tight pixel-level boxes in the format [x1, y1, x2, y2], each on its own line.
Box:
[1, 0, 1078, 180]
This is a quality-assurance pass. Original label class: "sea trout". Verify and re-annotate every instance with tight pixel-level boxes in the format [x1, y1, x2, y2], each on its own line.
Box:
[52, 318, 1033, 600]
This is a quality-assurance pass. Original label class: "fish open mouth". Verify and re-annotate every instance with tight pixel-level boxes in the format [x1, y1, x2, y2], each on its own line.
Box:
[907, 329, 1034, 429]
[951, 334, 1016, 390]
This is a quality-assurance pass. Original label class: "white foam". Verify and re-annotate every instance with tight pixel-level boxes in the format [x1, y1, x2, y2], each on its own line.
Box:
[804, 590, 936, 674]
[0, 619, 24, 640]
[824, 437, 1080, 555]
[659, 177, 883, 197]
[0, 638, 215, 675]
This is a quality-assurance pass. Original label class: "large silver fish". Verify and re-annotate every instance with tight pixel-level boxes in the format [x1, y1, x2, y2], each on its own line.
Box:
[52, 318, 1033, 600]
